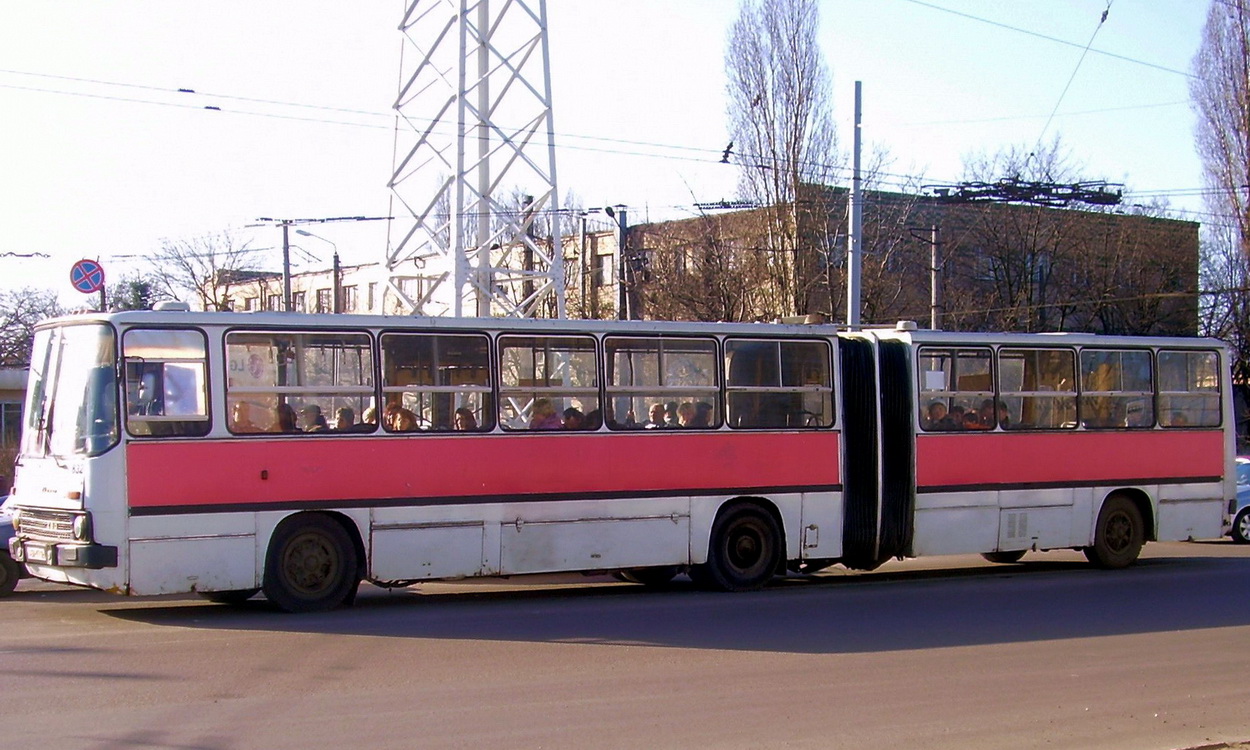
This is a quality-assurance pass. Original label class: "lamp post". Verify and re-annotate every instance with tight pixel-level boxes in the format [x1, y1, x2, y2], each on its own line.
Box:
[295, 229, 342, 313]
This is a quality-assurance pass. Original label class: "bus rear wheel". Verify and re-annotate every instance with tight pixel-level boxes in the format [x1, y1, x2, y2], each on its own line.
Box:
[199, 588, 260, 605]
[1084, 496, 1144, 569]
[263, 514, 359, 613]
[700, 505, 781, 592]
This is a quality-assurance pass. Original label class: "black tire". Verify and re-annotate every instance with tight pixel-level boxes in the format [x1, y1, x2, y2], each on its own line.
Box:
[0, 554, 20, 597]
[622, 566, 679, 587]
[702, 505, 781, 592]
[199, 588, 260, 605]
[981, 550, 1026, 564]
[263, 514, 359, 613]
[1232, 508, 1250, 545]
[1084, 496, 1145, 569]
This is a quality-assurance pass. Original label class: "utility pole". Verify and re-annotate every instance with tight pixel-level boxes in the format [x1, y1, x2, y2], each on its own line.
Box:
[846, 81, 863, 330]
[281, 222, 292, 312]
[610, 205, 628, 320]
[332, 252, 343, 314]
[929, 225, 942, 330]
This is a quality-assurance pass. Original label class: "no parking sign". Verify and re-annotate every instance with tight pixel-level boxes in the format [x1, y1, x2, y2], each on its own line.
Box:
[70, 259, 106, 294]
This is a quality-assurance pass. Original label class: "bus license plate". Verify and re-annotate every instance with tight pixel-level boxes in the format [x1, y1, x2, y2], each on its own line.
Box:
[23, 543, 49, 564]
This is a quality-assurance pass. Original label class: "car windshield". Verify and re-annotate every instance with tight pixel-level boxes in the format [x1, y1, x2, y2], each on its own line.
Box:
[21, 323, 119, 458]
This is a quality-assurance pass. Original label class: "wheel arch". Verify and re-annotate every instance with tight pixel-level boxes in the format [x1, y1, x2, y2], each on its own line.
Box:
[1099, 488, 1156, 542]
[269, 510, 367, 580]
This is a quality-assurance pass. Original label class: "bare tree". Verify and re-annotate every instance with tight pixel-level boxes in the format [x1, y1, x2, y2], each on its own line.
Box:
[108, 271, 172, 311]
[726, 0, 838, 317]
[0, 287, 63, 367]
[150, 232, 260, 311]
[1193, 1, 1250, 257]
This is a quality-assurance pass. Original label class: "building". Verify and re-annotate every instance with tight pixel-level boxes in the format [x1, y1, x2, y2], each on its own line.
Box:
[628, 186, 1199, 335]
[212, 186, 1199, 338]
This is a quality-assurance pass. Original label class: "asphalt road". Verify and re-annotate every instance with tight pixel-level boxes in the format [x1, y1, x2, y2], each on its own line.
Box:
[2, 541, 1249, 750]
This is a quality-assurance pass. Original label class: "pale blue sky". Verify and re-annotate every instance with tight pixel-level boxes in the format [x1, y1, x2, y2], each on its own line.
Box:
[0, 1, 1211, 303]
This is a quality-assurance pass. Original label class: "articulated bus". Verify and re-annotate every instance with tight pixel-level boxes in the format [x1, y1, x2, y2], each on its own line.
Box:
[6, 309, 1235, 611]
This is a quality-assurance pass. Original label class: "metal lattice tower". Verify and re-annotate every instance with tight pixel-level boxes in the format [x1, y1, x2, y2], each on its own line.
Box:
[387, 0, 564, 318]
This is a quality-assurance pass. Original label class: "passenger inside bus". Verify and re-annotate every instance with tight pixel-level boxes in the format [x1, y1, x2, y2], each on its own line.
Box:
[454, 407, 477, 431]
[300, 404, 328, 432]
[333, 407, 355, 431]
[645, 403, 666, 429]
[384, 404, 420, 432]
[275, 404, 298, 432]
[230, 401, 263, 433]
[529, 398, 562, 429]
[562, 407, 585, 430]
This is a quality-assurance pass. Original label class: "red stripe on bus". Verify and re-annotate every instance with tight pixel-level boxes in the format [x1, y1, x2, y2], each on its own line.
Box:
[915, 429, 1224, 488]
[126, 430, 842, 509]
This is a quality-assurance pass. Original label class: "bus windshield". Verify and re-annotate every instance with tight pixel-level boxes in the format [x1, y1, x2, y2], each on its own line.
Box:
[21, 323, 119, 458]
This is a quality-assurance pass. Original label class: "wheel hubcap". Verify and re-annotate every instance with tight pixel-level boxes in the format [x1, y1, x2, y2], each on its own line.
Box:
[1105, 511, 1132, 553]
[282, 532, 338, 595]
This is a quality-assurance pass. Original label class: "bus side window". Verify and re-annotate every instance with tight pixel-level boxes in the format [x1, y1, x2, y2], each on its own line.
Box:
[381, 332, 493, 432]
[726, 339, 832, 429]
[498, 335, 599, 431]
[1158, 350, 1221, 428]
[224, 330, 376, 436]
[1079, 349, 1154, 429]
[604, 336, 718, 430]
[123, 328, 210, 438]
[916, 347, 993, 431]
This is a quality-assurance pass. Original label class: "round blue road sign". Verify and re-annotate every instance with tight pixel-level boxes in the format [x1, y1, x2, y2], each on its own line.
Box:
[70, 259, 106, 294]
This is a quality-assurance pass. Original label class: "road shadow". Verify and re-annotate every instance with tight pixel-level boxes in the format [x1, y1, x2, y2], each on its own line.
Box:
[99, 549, 1250, 655]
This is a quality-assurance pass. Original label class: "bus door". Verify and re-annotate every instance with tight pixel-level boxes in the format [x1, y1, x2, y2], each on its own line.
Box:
[839, 335, 915, 569]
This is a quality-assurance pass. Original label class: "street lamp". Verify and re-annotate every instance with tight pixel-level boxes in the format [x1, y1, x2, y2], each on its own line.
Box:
[295, 229, 342, 314]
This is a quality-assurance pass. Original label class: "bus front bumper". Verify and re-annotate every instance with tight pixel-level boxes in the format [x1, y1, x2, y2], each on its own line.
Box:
[9, 537, 117, 569]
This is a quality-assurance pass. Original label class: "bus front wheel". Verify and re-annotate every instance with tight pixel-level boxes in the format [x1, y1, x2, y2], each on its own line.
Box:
[699, 505, 781, 592]
[263, 514, 360, 613]
[1083, 496, 1144, 569]
[981, 550, 1026, 564]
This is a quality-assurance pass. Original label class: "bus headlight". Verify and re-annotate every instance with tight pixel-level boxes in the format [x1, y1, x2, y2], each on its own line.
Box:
[73, 513, 91, 542]
[8, 510, 19, 534]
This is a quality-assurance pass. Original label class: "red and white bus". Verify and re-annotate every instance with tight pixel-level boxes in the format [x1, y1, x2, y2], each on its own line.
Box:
[6, 309, 1234, 611]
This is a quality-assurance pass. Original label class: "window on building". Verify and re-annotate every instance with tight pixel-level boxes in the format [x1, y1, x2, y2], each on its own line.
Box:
[726, 339, 832, 429]
[367, 282, 378, 313]
[380, 333, 493, 432]
[605, 336, 719, 429]
[315, 289, 332, 314]
[593, 253, 613, 287]
[243, 297, 258, 312]
[123, 328, 211, 438]
[291, 291, 306, 313]
[0, 401, 22, 448]
[917, 347, 995, 431]
[342, 285, 358, 313]
[266, 294, 281, 312]
[498, 335, 598, 430]
[1158, 349, 1221, 427]
[224, 331, 375, 434]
